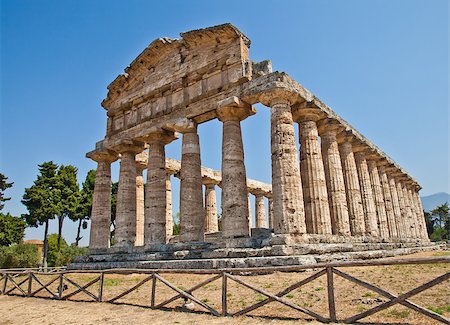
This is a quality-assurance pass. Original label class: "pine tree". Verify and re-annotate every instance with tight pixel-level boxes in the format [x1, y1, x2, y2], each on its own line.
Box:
[0, 173, 13, 211]
[71, 169, 95, 246]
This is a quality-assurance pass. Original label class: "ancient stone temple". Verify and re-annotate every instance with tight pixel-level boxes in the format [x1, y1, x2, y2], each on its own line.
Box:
[72, 24, 432, 270]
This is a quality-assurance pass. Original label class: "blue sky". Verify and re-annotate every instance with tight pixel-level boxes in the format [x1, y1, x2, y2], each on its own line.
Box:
[1, 0, 448, 246]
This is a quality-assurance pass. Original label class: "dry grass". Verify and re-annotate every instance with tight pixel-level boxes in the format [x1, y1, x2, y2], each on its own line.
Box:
[0, 251, 449, 325]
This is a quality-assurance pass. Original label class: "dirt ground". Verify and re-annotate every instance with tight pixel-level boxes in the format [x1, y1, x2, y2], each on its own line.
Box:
[0, 251, 449, 325]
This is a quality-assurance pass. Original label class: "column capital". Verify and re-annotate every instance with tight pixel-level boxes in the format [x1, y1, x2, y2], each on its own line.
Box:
[86, 148, 119, 163]
[258, 88, 301, 107]
[291, 106, 327, 123]
[113, 139, 145, 154]
[317, 118, 345, 136]
[216, 96, 255, 122]
[142, 129, 178, 145]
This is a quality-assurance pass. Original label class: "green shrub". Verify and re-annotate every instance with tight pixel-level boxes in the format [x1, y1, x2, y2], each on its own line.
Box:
[55, 244, 88, 266]
[0, 243, 39, 268]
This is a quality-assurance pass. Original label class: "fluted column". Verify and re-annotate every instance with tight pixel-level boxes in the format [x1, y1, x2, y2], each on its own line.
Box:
[318, 123, 351, 236]
[267, 97, 306, 235]
[411, 188, 429, 240]
[115, 143, 143, 247]
[354, 151, 379, 237]
[204, 182, 219, 233]
[217, 98, 254, 237]
[165, 173, 173, 239]
[144, 131, 176, 245]
[378, 165, 397, 239]
[402, 184, 417, 238]
[338, 138, 365, 235]
[388, 175, 401, 239]
[255, 195, 267, 228]
[179, 126, 204, 242]
[295, 110, 332, 234]
[135, 165, 145, 246]
[395, 179, 409, 238]
[88, 151, 118, 249]
[367, 160, 389, 239]
[268, 197, 274, 229]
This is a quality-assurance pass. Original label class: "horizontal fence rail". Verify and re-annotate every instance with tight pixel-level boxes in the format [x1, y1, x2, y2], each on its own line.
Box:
[1, 257, 449, 324]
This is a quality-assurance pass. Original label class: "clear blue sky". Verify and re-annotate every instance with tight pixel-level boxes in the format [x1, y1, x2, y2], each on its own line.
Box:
[1, 0, 448, 246]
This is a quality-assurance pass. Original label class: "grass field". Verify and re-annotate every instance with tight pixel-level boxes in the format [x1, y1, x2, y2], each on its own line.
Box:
[0, 251, 449, 325]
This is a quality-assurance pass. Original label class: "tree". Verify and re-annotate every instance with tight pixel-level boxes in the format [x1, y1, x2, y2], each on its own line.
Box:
[22, 161, 60, 268]
[431, 203, 449, 240]
[55, 165, 80, 253]
[0, 213, 26, 246]
[110, 181, 119, 243]
[424, 211, 435, 237]
[71, 169, 95, 246]
[0, 173, 13, 211]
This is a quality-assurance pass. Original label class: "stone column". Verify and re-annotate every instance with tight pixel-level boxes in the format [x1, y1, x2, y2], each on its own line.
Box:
[388, 175, 402, 239]
[268, 196, 274, 229]
[217, 97, 254, 237]
[248, 194, 253, 228]
[294, 109, 332, 235]
[367, 160, 390, 239]
[402, 184, 417, 238]
[144, 131, 177, 245]
[338, 137, 365, 236]
[354, 150, 379, 237]
[135, 165, 145, 246]
[255, 195, 267, 228]
[318, 122, 351, 236]
[87, 150, 118, 250]
[204, 182, 219, 233]
[115, 142, 143, 247]
[395, 179, 409, 238]
[165, 173, 174, 239]
[378, 165, 397, 239]
[179, 125, 205, 242]
[266, 97, 306, 236]
[411, 188, 429, 240]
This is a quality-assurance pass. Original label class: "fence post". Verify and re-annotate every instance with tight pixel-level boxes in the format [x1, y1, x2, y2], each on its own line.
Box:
[2, 274, 8, 294]
[151, 273, 156, 308]
[222, 272, 227, 316]
[98, 272, 104, 302]
[58, 273, 64, 299]
[27, 272, 33, 297]
[326, 266, 336, 322]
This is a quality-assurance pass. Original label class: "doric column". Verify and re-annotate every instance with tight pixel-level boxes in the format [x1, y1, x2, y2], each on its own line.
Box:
[255, 195, 267, 228]
[337, 136, 365, 236]
[354, 150, 379, 237]
[179, 125, 204, 242]
[248, 194, 253, 228]
[115, 142, 144, 247]
[87, 150, 118, 249]
[411, 187, 429, 240]
[318, 121, 351, 236]
[402, 184, 417, 238]
[144, 131, 177, 245]
[135, 164, 145, 246]
[265, 96, 306, 236]
[165, 173, 174, 239]
[378, 164, 397, 239]
[217, 97, 254, 237]
[388, 175, 401, 239]
[267, 196, 274, 229]
[294, 109, 332, 235]
[367, 160, 389, 239]
[204, 182, 219, 233]
[395, 179, 409, 238]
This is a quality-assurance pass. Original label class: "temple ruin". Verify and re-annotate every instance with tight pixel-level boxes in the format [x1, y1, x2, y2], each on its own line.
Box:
[72, 24, 432, 270]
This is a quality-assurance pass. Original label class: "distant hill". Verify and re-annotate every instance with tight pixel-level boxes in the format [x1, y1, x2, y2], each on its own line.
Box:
[420, 192, 450, 211]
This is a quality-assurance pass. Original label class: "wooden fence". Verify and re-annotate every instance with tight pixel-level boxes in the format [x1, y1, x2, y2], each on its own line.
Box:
[1, 257, 449, 324]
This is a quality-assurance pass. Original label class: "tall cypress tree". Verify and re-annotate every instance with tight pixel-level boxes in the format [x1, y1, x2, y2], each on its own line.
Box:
[22, 162, 60, 268]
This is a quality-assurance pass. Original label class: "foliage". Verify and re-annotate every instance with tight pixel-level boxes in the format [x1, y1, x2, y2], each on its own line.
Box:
[0, 243, 39, 269]
[110, 181, 118, 242]
[427, 202, 449, 241]
[45, 233, 87, 266]
[0, 213, 26, 246]
[173, 211, 180, 235]
[71, 169, 95, 245]
[0, 173, 13, 211]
